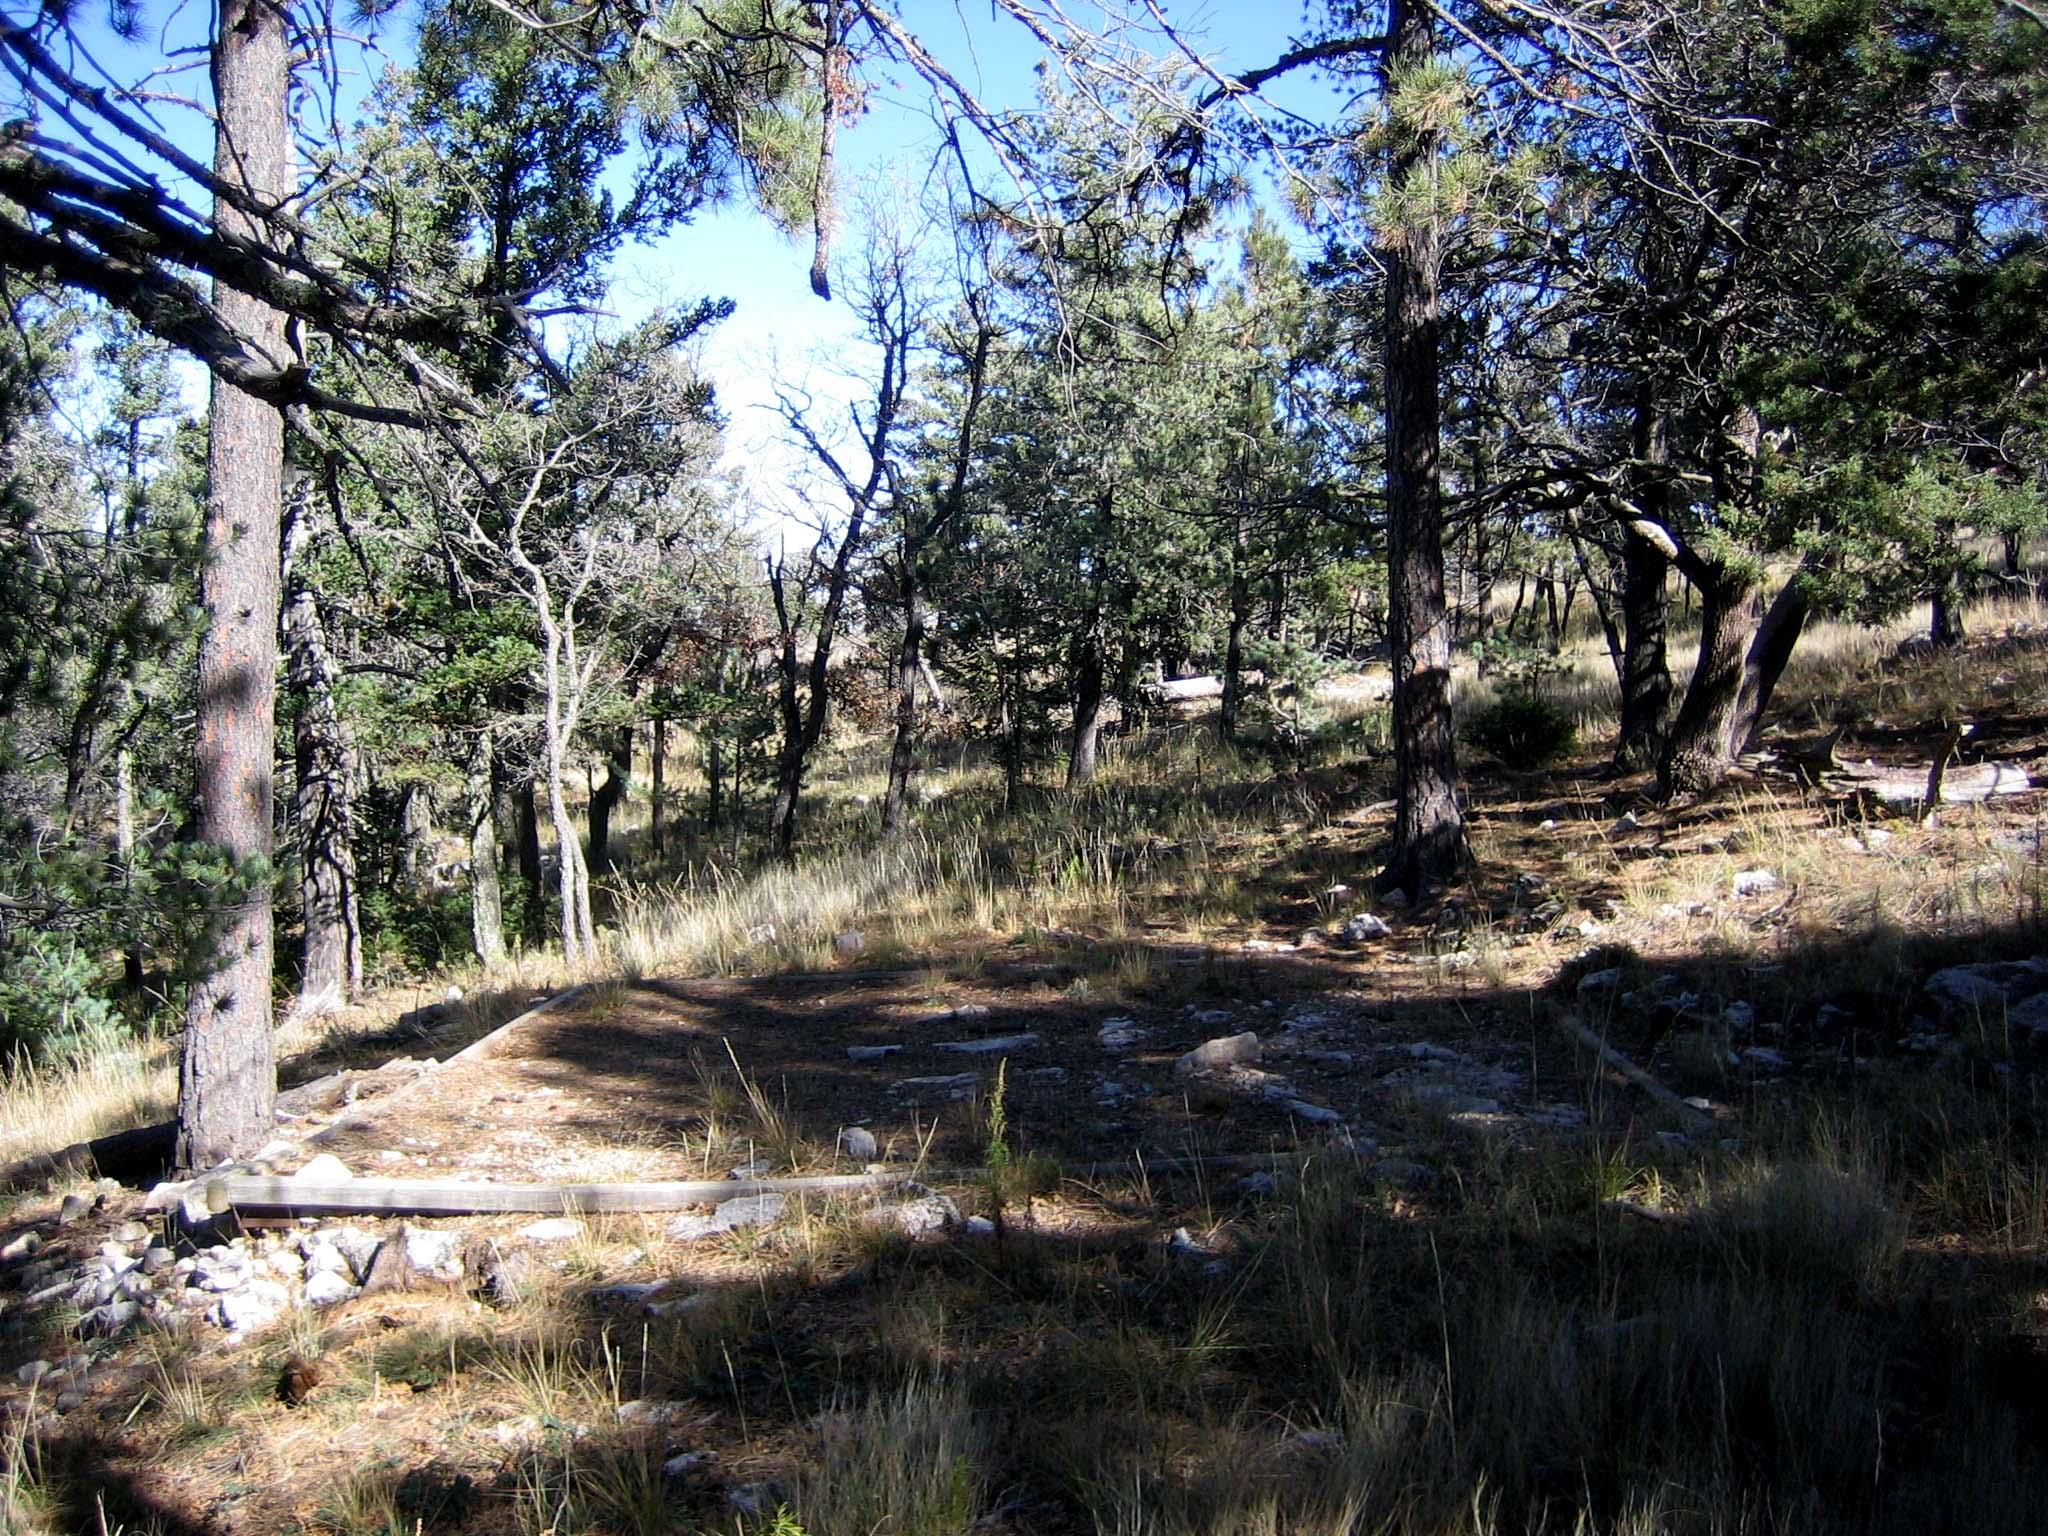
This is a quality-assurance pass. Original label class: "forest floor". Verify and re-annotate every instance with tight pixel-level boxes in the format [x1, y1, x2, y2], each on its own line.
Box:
[10, 607, 2048, 1534]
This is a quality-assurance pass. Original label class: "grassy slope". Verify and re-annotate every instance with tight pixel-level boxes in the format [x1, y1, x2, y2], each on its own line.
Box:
[7, 596, 2048, 1534]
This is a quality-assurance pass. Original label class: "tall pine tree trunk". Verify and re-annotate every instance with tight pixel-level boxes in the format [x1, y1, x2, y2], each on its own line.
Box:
[1378, 0, 1463, 897]
[180, 0, 289, 1171]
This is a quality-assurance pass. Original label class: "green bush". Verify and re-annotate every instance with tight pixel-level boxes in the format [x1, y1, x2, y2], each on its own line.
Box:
[1465, 689, 1578, 768]
[0, 932, 124, 1064]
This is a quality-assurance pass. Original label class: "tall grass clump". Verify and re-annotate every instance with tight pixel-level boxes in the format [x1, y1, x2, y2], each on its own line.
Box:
[775, 1376, 986, 1536]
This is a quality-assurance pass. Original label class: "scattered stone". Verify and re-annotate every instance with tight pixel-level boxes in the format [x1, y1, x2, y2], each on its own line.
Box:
[517, 1217, 583, 1243]
[303, 1271, 356, 1308]
[846, 1044, 903, 1061]
[214, 1280, 290, 1333]
[872, 1193, 960, 1238]
[1097, 1018, 1145, 1050]
[919, 1003, 991, 1022]
[1381, 888, 1411, 908]
[403, 1227, 464, 1279]
[1731, 869, 1781, 897]
[1925, 959, 2048, 1014]
[746, 923, 777, 945]
[1, 1232, 43, 1263]
[833, 929, 865, 958]
[727, 1160, 774, 1179]
[1406, 1042, 1464, 1062]
[934, 1033, 1041, 1055]
[667, 1193, 788, 1243]
[292, 1153, 354, 1183]
[110, 1221, 151, 1246]
[13, 1359, 53, 1385]
[1343, 913, 1391, 941]
[1722, 1001, 1756, 1032]
[1281, 1099, 1344, 1125]
[1682, 1096, 1715, 1112]
[1742, 1047, 1788, 1069]
[892, 1073, 978, 1096]
[1576, 967, 1626, 996]
[838, 1126, 879, 1161]
[55, 1194, 90, 1228]
[1178, 1033, 1260, 1073]
[1240, 1171, 1278, 1197]
[663, 1452, 713, 1481]
[616, 1399, 689, 1426]
[591, 1280, 672, 1307]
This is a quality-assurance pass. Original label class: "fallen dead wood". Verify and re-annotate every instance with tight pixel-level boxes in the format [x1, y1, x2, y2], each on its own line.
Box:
[143, 1170, 922, 1218]
[1556, 1013, 1712, 1126]
[144, 1149, 1341, 1221]
[1827, 758, 2031, 808]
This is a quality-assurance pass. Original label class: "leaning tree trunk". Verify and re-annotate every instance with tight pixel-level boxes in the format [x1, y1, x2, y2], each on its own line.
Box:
[1378, 0, 1464, 898]
[1729, 574, 1813, 754]
[586, 723, 633, 872]
[1657, 567, 1761, 798]
[284, 572, 361, 1013]
[180, 0, 289, 1172]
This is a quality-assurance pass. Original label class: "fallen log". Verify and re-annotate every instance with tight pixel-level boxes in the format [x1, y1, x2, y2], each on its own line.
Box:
[1556, 1013, 1712, 1127]
[1829, 758, 2031, 809]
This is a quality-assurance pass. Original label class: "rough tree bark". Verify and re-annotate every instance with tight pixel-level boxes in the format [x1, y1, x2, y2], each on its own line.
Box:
[1614, 523, 1673, 771]
[179, 0, 289, 1172]
[1658, 565, 1760, 797]
[283, 495, 361, 1013]
[649, 716, 666, 856]
[586, 723, 634, 872]
[467, 732, 506, 968]
[1377, 0, 1464, 897]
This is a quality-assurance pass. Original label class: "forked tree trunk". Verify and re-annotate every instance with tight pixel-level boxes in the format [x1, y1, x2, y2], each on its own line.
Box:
[1377, 0, 1464, 897]
[179, 0, 289, 1172]
[1658, 567, 1760, 798]
[284, 571, 361, 1012]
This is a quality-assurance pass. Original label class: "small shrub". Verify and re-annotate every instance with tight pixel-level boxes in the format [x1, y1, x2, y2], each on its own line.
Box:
[1464, 689, 1578, 768]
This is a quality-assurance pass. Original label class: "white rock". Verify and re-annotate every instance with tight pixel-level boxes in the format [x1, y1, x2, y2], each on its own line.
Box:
[1343, 913, 1391, 941]
[1576, 967, 1625, 996]
[303, 1270, 356, 1308]
[872, 1194, 959, 1237]
[402, 1228, 462, 1278]
[833, 929, 865, 957]
[292, 1153, 354, 1183]
[518, 1217, 584, 1243]
[0, 1232, 43, 1262]
[1282, 1099, 1344, 1124]
[1732, 869, 1780, 897]
[663, 1452, 713, 1480]
[213, 1287, 283, 1332]
[1178, 1033, 1260, 1072]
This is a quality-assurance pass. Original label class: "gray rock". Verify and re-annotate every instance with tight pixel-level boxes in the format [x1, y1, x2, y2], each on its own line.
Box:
[1281, 1099, 1344, 1125]
[833, 929, 865, 957]
[56, 1193, 90, 1227]
[13, 1359, 52, 1385]
[1178, 1032, 1260, 1072]
[1343, 913, 1391, 941]
[838, 1126, 879, 1161]
[403, 1227, 463, 1278]
[0, 1231, 42, 1263]
[80, 1299, 140, 1337]
[1732, 869, 1781, 897]
[1925, 959, 2048, 1014]
[934, 1033, 1041, 1055]
[846, 1043, 903, 1061]
[110, 1221, 151, 1246]
[1097, 1018, 1145, 1050]
[892, 1073, 978, 1095]
[591, 1279, 673, 1307]
[213, 1280, 289, 1332]
[1576, 967, 1626, 996]
[871, 1194, 959, 1237]
[663, 1451, 713, 1480]
[667, 1193, 788, 1243]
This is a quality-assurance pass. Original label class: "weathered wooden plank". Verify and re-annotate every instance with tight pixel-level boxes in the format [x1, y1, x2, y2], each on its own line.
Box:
[143, 1170, 917, 1217]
